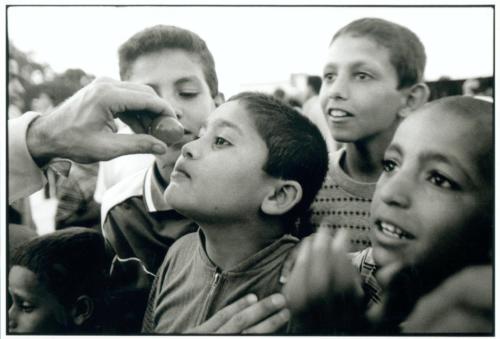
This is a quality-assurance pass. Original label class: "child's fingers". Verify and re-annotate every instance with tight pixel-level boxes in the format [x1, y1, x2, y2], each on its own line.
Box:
[281, 237, 313, 311]
[375, 262, 404, 289]
[280, 244, 300, 284]
[185, 294, 258, 333]
[295, 234, 313, 266]
[309, 227, 336, 284]
[331, 229, 349, 253]
[242, 308, 291, 334]
[217, 294, 287, 333]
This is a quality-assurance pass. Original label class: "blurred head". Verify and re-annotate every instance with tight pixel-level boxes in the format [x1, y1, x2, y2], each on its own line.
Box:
[166, 92, 328, 233]
[307, 75, 322, 96]
[320, 17, 428, 143]
[8, 228, 109, 334]
[118, 25, 223, 181]
[370, 96, 493, 274]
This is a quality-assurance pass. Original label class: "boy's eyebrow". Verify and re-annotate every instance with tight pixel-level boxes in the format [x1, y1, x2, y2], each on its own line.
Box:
[175, 76, 202, 87]
[385, 143, 402, 154]
[419, 151, 473, 182]
[323, 60, 379, 71]
[387, 144, 475, 185]
[210, 119, 243, 136]
[9, 288, 35, 303]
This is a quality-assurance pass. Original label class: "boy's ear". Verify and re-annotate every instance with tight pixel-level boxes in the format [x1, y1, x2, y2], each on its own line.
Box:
[398, 83, 430, 118]
[261, 180, 303, 216]
[214, 92, 225, 107]
[71, 295, 94, 326]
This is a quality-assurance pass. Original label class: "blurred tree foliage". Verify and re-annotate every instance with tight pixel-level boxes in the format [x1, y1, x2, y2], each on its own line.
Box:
[8, 40, 95, 113]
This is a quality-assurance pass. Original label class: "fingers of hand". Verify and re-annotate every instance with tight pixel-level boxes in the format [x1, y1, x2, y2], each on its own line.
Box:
[87, 78, 176, 121]
[282, 239, 313, 311]
[217, 294, 287, 333]
[189, 294, 258, 333]
[242, 308, 291, 334]
[331, 229, 349, 253]
[92, 133, 167, 161]
[376, 262, 404, 289]
[280, 246, 299, 284]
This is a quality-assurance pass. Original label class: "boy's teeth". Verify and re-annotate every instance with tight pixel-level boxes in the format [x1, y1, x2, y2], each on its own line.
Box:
[378, 221, 412, 239]
[329, 109, 348, 118]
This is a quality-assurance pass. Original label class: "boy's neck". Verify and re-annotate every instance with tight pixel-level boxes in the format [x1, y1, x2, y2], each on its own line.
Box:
[200, 219, 285, 271]
[342, 130, 396, 183]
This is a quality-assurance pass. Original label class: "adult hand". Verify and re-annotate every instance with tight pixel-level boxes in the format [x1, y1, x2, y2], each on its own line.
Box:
[282, 228, 365, 334]
[26, 77, 176, 166]
[186, 293, 290, 334]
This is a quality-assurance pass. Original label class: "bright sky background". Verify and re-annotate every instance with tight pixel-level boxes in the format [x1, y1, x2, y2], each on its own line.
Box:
[7, 5, 494, 97]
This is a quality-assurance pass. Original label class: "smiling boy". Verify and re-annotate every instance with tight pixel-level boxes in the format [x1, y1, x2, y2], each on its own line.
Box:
[142, 92, 329, 333]
[282, 96, 493, 334]
[369, 95, 493, 283]
[311, 18, 429, 251]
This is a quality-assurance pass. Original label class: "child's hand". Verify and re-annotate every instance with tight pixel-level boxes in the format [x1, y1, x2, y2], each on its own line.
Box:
[282, 228, 365, 334]
[185, 293, 289, 334]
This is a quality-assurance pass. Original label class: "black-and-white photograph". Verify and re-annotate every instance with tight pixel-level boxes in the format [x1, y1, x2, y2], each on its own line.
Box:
[4, 3, 494, 336]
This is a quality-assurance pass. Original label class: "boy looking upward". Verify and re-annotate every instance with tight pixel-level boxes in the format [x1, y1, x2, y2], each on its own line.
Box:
[143, 92, 329, 333]
[100, 25, 223, 331]
[102, 25, 220, 286]
[311, 18, 429, 250]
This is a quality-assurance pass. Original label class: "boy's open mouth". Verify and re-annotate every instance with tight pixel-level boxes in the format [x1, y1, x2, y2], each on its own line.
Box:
[327, 108, 352, 118]
[375, 220, 415, 240]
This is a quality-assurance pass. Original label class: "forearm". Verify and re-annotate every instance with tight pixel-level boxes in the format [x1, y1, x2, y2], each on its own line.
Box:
[8, 112, 47, 203]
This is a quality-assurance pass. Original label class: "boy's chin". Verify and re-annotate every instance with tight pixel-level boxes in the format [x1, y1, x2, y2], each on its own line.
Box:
[371, 245, 401, 270]
[163, 188, 193, 216]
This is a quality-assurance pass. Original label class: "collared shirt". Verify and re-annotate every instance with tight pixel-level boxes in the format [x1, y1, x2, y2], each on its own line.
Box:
[102, 164, 198, 279]
[351, 247, 382, 307]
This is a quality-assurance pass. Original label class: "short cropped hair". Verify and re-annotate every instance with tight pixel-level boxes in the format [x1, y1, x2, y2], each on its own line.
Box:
[228, 92, 329, 230]
[118, 25, 219, 98]
[332, 17, 426, 89]
[424, 95, 493, 192]
[419, 95, 493, 263]
[11, 227, 109, 308]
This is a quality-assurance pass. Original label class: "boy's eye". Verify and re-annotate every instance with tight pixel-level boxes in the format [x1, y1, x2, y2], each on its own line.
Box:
[179, 92, 198, 98]
[427, 171, 459, 190]
[323, 73, 336, 82]
[214, 136, 231, 147]
[20, 302, 34, 313]
[354, 72, 372, 81]
[382, 159, 397, 172]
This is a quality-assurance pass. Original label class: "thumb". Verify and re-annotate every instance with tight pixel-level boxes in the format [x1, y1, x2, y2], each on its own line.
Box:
[375, 262, 403, 289]
[97, 133, 167, 160]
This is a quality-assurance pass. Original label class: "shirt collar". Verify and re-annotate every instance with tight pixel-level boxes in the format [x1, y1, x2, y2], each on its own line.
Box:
[143, 164, 173, 212]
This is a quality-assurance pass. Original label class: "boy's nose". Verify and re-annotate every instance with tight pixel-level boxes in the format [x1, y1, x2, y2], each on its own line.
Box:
[8, 306, 17, 330]
[331, 78, 350, 101]
[377, 172, 411, 208]
[181, 139, 199, 160]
